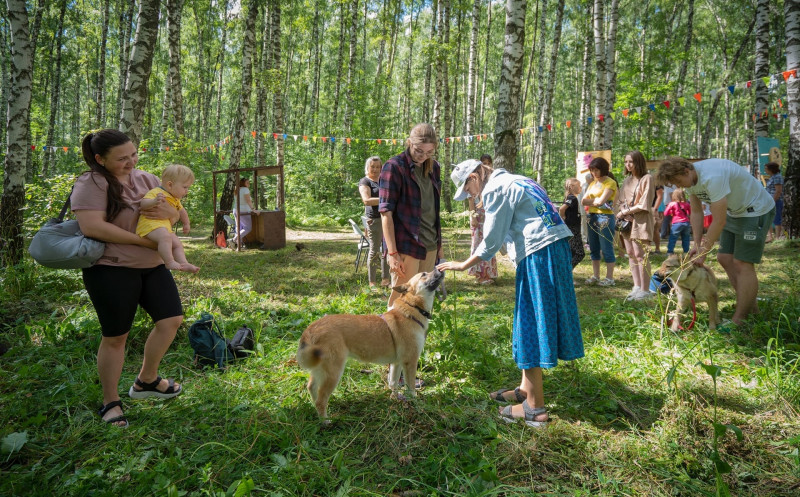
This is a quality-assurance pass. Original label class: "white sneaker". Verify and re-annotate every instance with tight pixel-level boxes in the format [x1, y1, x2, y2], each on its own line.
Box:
[634, 288, 653, 300]
[625, 286, 641, 300]
[585, 276, 599, 284]
[598, 278, 615, 287]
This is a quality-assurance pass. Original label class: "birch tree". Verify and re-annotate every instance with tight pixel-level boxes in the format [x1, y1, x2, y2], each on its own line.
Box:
[602, 0, 620, 150]
[465, 0, 480, 136]
[166, 0, 186, 138]
[119, 0, 162, 146]
[592, 0, 606, 149]
[43, 0, 66, 178]
[493, 0, 527, 172]
[753, 0, 770, 165]
[271, 0, 285, 210]
[784, 0, 800, 238]
[95, 0, 111, 127]
[1, 0, 33, 266]
[667, 0, 694, 145]
[534, 0, 565, 181]
[216, 0, 259, 237]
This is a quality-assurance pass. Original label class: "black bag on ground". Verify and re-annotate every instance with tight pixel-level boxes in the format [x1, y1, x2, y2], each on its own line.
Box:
[230, 326, 255, 358]
[188, 313, 236, 368]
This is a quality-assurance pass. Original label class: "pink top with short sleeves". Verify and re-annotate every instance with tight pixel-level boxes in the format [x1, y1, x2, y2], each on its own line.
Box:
[71, 169, 163, 268]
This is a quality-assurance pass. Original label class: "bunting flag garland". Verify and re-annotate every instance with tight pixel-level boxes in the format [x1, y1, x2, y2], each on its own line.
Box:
[20, 68, 799, 155]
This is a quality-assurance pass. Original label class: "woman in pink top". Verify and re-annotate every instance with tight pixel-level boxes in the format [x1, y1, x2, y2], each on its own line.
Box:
[663, 188, 692, 254]
[72, 129, 185, 428]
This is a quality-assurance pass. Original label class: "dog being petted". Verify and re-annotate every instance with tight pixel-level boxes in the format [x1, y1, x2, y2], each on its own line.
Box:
[656, 254, 719, 331]
[296, 269, 445, 421]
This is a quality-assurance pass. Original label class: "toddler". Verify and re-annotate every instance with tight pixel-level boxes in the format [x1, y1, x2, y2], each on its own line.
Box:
[136, 164, 199, 273]
[663, 188, 691, 254]
[558, 178, 585, 268]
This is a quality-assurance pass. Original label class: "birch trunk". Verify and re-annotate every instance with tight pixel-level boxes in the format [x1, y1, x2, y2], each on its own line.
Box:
[96, 0, 110, 127]
[217, 0, 259, 235]
[166, 0, 185, 138]
[534, 0, 564, 182]
[116, 0, 135, 131]
[119, 0, 162, 146]
[423, 0, 437, 123]
[603, 0, 620, 150]
[579, 1, 593, 151]
[309, 0, 321, 129]
[493, 0, 527, 173]
[442, 0, 452, 212]
[465, 0, 479, 136]
[331, 3, 345, 127]
[255, 5, 271, 170]
[1, 0, 33, 266]
[753, 0, 770, 165]
[478, 0, 492, 131]
[433, 0, 444, 134]
[592, 0, 606, 149]
[43, 0, 66, 178]
[784, 0, 800, 238]
[667, 0, 694, 145]
[271, 0, 285, 210]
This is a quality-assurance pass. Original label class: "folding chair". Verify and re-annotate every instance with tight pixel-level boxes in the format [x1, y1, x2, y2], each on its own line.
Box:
[348, 218, 370, 272]
[223, 215, 236, 239]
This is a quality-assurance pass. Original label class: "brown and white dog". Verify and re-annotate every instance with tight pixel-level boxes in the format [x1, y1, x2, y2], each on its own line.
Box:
[296, 268, 444, 421]
[656, 254, 720, 331]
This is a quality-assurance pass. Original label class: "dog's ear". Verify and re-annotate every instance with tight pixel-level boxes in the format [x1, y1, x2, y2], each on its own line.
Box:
[392, 284, 409, 294]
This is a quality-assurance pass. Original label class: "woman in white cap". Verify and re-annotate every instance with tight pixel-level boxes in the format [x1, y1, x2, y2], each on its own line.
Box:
[437, 160, 583, 427]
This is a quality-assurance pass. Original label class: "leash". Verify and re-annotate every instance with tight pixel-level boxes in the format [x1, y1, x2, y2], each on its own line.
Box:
[668, 297, 697, 331]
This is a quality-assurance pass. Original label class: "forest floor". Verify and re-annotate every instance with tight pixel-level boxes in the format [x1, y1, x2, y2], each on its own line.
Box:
[1, 227, 799, 496]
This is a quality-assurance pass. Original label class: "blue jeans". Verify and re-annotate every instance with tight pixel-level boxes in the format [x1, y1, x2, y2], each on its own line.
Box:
[667, 222, 691, 254]
[587, 213, 616, 263]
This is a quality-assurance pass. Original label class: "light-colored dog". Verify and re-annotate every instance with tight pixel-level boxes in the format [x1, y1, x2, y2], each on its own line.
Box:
[656, 254, 719, 331]
[296, 268, 444, 421]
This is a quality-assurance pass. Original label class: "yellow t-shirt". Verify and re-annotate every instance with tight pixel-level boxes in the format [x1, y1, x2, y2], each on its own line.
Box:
[135, 187, 183, 237]
[585, 177, 618, 214]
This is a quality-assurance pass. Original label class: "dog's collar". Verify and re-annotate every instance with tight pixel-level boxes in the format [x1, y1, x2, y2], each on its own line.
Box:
[413, 305, 432, 320]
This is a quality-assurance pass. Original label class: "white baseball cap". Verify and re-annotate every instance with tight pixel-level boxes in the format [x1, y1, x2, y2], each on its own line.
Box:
[451, 159, 482, 201]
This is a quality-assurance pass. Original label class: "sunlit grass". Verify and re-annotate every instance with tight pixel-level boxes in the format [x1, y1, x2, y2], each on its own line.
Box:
[1, 229, 798, 496]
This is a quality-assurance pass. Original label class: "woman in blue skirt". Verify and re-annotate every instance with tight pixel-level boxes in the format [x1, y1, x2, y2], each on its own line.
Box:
[437, 160, 584, 427]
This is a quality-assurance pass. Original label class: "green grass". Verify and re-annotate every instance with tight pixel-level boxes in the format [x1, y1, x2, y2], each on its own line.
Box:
[1, 229, 799, 496]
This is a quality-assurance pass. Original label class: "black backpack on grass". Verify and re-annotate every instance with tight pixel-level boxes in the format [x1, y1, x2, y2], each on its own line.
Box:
[189, 312, 258, 368]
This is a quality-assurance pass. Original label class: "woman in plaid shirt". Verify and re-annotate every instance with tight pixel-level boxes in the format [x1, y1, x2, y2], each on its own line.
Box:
[379, 123, 443, 308]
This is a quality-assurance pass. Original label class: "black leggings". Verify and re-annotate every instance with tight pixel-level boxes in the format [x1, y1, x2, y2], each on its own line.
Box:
[82, 264, 183, 337]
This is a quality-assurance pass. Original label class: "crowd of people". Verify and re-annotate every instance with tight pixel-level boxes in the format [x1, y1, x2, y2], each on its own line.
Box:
[71, 124, 782, 431]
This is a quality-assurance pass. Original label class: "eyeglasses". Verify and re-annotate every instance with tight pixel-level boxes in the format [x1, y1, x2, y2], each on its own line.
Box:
[411, 145, 436, 158]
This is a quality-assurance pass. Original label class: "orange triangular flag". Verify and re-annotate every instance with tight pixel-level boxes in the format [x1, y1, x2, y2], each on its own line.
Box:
[622, 109, 629, 117]
[693, 93, 702, 103]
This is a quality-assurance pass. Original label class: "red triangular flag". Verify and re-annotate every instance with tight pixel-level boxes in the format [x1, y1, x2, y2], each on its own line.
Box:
[693, 93, 702, 103]
[546, 124, 552, 132]
[783, 70, 796, 81]
[598, 114, 604, 122]
[663, 101, 670, 109]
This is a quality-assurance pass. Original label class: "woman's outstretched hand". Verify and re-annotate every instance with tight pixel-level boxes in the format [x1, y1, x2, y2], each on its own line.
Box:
[436, 260, 465, 272]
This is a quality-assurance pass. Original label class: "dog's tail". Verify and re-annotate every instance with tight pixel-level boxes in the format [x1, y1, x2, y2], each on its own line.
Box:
[296, 339, 323, 369]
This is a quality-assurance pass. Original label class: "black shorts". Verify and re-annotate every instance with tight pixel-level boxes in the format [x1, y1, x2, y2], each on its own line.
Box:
[82, 264, 183, 337]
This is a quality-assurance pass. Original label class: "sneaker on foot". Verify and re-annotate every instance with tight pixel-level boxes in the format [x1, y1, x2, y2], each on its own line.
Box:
[625, 286, 641, 300]
[598, 278, 615, 287]
[634, 288, 653, 300]
[585, 276, 599, 285]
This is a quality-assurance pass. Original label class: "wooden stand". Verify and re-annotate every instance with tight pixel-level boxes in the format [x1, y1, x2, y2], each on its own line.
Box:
[212, 165, 286, 250]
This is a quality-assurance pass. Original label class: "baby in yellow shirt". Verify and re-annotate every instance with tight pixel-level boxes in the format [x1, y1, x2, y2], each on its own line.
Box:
[136, 164, 199, 273]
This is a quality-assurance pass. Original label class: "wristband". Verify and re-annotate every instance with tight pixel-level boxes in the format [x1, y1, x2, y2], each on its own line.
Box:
[388, 251, 398, 256]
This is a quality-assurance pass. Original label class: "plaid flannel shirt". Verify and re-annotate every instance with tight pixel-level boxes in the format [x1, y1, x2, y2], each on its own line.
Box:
[378, 149, 442, 260]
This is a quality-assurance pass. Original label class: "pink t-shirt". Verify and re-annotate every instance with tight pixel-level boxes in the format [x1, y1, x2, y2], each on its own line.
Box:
[664, 201, 691, 224]
[71, 169, 163, 268]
